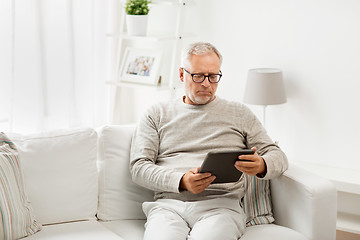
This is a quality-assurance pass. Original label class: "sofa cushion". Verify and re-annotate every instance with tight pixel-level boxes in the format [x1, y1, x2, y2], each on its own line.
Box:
[100, 220, 145, 240]
[24, 220, 123, 240]
[97, 125, 154, 221]
[241, 224, 308, 240]
[100, 221, 308, 240]
[0, 133, 41, 239]
[8, 128, 98, 225]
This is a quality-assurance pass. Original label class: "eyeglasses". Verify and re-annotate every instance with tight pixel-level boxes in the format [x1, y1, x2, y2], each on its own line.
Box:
[182, 68, 222, 83]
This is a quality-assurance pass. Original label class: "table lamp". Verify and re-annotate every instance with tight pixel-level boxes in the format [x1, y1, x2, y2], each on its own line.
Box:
[243, 68, 287, 128]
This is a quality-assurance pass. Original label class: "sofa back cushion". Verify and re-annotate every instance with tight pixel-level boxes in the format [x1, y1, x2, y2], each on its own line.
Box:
[0, 133, 41, 239]
[97, 125, 154, 221]
[8, 128, 98, 225]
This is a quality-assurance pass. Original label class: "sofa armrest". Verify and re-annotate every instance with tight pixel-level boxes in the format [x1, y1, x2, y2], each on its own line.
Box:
[270, 163, 337, 240]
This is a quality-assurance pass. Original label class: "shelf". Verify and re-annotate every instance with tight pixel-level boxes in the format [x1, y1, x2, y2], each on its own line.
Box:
[109, 0, 189, 124]
[120, 0, 190, 6]
[293, 161, 360, 234]
[118, 0, 189, 8]
[150, 0, 184, 6]
[106, 81, 171, 90]
[106, 33, 194, 41]
[337, 212, 360, 234]
[106, 33, 176, 41]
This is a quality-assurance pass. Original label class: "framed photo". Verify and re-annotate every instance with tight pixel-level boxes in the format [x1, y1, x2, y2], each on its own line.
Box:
[119, 47, 163, 85]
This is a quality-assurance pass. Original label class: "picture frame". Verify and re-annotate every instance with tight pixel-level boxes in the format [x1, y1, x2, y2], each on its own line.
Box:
[119, 47, 163, 86]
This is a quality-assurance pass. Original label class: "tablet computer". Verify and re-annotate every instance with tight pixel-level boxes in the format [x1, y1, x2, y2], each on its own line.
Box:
[199, 149, 254, 184]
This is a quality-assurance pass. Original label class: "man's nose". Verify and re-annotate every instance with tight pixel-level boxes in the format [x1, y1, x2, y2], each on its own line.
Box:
[201, 76, 211, 87]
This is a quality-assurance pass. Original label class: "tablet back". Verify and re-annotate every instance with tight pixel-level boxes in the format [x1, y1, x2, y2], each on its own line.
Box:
[199, 150, 254, 184]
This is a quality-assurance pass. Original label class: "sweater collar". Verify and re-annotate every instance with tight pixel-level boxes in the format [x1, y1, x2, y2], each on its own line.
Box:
[180, 95, 219, 109]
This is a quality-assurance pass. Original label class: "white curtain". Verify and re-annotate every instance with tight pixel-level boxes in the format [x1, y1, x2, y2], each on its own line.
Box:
[0, 0, 114, 133]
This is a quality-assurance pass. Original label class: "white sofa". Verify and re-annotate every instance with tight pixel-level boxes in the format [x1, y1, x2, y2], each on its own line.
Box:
[6, 125, 337, 240]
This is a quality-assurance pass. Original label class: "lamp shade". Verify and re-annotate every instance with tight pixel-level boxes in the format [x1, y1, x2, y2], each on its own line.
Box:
[243, 68, 287, 105]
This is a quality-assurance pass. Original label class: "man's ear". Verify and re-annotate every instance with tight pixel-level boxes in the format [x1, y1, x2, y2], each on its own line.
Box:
[179, 68, 184, 82]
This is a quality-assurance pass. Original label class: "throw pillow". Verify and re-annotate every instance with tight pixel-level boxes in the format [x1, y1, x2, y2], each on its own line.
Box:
[0, 133, 41, 239]
[243, 175, 274, 226]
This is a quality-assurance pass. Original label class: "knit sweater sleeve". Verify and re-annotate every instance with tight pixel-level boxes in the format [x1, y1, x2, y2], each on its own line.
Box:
[240, 105, 288, 180]
[129, 106, 184, 193]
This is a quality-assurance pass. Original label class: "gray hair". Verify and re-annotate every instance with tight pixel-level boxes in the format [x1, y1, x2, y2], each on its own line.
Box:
[181, 42, 223, 69]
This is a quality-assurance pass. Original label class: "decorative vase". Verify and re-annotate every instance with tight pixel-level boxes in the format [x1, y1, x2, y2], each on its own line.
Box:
[126, 15, 148, 36]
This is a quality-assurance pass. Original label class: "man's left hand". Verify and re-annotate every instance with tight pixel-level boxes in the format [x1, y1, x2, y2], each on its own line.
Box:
[234, 147, 267, 177]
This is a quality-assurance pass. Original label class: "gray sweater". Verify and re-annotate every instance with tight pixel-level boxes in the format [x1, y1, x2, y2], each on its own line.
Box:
[130, 97, 288, 201]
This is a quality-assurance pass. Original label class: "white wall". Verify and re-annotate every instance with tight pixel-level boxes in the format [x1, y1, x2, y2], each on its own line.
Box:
[116, 0, 360, 171]
[188, 0, 360, 171]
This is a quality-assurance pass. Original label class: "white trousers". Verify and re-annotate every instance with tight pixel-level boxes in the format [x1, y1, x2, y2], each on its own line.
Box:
[142, 198, 246, 240]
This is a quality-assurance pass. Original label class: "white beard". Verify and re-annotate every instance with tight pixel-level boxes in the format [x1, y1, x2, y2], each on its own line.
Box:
[187, 92, 213, 105]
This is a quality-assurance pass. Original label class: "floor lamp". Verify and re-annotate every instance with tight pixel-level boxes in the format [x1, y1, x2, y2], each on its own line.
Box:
[243, 68, 287, 128]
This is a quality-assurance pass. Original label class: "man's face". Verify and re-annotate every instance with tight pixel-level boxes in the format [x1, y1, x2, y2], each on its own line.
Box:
[179, 52, 221, 105]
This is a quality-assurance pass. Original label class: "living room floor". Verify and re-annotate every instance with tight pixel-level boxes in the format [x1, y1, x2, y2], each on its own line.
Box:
[336, 230, 360, 240]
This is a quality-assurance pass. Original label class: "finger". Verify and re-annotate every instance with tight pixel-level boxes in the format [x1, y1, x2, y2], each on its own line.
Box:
[194, 177, 216, 192]
[234, 162, 257, 173]
[237, 159, 262, 170]
[192, 175, 216, 189]
[238, 149, 258, 161]
[234, 162, 256, 173]
[189, 167, 212, 180]
[192, 173, 213, 182]
[238, 167, 257, 175]
[234, 165, 252, 174]
[190, 167, 200, 174]
[194, 175, 216, 185]
[238, 155, 255, 161]
[235, 160, 256, 168]
[189, 176, 216, 194]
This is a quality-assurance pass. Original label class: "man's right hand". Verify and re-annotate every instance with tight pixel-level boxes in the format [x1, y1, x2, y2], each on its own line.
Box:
[179, 167, 216, 194]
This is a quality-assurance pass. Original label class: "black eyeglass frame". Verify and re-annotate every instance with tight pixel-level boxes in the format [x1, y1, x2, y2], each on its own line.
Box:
[182, 68, 222, 83]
